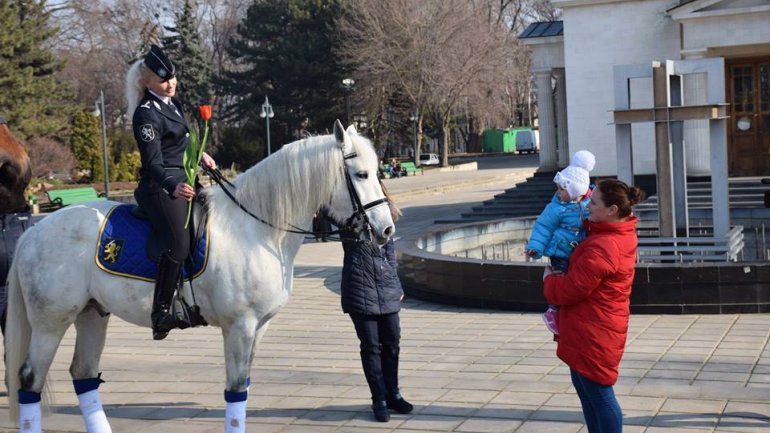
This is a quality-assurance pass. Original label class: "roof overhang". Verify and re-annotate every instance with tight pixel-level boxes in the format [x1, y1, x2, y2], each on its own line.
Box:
[669, 0, 770, 20]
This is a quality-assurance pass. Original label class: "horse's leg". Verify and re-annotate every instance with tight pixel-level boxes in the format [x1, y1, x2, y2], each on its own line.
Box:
[222, 316, 259, 433]
[19, 326, 68, 433]
[70, 306, 112, 433]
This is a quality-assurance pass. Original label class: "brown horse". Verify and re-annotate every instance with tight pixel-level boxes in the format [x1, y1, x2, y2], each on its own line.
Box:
[0, 117, 31, 213]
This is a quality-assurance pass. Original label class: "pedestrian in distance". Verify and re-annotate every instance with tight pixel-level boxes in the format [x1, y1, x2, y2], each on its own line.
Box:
[336, 184, 413, 422]
[526, 150, 595, 335]
[125, 44, 217, 341]
[543, 179, 645, 433]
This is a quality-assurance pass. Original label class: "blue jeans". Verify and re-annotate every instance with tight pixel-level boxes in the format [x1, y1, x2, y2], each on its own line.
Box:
[570, 369, 623, 433]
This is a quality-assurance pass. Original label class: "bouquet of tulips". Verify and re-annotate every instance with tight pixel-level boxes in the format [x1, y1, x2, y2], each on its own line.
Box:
[183, 104, 212, 229]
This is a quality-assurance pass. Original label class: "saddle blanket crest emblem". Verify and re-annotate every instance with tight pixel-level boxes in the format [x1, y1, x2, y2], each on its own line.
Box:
[95, 204, 209, 281]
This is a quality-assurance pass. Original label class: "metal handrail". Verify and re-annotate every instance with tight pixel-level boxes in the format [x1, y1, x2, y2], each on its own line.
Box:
[637, 225, 744, 263]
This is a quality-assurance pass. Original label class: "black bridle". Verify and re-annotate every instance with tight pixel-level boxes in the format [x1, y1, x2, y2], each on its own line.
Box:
[203, 149, 388, 238]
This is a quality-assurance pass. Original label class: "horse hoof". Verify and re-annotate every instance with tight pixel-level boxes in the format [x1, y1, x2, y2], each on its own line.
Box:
[153, 331, 169, 340]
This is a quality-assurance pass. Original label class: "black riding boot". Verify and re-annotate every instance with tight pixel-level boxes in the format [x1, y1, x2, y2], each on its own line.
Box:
[151, 254, 182, 340]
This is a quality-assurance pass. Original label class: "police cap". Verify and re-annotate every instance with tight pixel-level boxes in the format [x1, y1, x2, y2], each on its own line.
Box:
[144, 44, 175, 81]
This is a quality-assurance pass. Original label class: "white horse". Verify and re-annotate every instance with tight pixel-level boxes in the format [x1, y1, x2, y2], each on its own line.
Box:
[4, 121, 395, 433]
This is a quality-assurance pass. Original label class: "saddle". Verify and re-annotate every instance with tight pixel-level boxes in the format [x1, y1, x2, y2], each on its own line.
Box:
[95, 197, 211, 329]
[129, 198, 209, 264]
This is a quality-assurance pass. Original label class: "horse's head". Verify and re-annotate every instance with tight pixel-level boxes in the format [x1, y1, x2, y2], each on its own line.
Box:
[0, 119, 32, 214]
[328, 120, 395, 244]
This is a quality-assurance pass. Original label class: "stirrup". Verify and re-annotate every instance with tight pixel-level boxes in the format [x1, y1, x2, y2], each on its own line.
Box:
[171, 296, 208, 330]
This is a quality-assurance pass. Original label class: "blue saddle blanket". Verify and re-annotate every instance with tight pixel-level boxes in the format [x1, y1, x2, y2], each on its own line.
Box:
[95, 204, 209, 282]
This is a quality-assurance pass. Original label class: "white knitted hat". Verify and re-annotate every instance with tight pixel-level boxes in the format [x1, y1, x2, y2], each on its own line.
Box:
[553, 150, 596, 200]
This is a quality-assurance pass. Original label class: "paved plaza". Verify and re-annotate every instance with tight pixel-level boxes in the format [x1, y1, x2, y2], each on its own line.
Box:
[2, 156, 770, 432]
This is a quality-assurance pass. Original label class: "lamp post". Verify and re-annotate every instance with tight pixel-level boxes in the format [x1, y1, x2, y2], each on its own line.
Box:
[95, 90, 110, 198]
[341, 78, 355, 125]
[409, 106, 419, 165]
[260, 96, 274, 156]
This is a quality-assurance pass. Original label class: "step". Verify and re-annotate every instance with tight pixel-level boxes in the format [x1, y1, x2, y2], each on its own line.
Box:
[461, 210, 539, 219]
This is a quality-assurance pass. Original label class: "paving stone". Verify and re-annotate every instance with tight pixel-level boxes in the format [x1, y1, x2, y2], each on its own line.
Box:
[454, 417, 521, 432]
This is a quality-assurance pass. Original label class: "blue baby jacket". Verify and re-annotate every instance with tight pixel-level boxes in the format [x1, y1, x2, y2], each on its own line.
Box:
[526, 192, 590, 262]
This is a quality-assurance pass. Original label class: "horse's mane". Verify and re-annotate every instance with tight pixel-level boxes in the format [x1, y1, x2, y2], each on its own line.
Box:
[0, 123, 32, 213]
[208, 134, 346, 236]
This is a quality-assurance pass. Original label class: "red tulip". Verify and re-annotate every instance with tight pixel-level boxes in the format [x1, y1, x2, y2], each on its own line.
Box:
[199, 105, 212, 121]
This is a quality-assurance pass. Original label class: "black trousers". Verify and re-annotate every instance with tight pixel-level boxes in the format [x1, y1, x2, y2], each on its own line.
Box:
[134, 180, 189, 262]
[0, 210, 32, 335]
[350, 312, 401, 401]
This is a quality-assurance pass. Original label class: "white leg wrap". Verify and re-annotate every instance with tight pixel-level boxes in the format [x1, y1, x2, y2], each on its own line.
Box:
[19, 401, 42, 433]
[77, 389, 112, 433]
[225, 400, 247, 433]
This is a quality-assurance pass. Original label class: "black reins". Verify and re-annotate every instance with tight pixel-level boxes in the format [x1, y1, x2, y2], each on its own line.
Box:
[203, 149, 388, 238]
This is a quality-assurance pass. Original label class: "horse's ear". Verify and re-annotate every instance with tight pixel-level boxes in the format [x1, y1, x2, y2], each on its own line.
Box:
[346, 124, 357, 135]
[334, 120, 345, 143]
[334, 120, 355, 154]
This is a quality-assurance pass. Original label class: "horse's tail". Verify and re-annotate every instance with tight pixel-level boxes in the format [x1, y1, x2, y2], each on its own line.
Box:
[5, 246, 53, 423]
[5, 252, 28, 422]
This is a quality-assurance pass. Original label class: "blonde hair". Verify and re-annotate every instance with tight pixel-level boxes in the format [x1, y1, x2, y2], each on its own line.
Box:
[125, 60, 152, 116]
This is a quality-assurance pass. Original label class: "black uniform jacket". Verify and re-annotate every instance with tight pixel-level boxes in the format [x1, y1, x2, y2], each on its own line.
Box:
[132, 90, 189, 196]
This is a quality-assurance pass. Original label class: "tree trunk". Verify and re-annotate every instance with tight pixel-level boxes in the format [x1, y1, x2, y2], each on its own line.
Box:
[414, 117, 424, 166]
[440, 116, 451, 167]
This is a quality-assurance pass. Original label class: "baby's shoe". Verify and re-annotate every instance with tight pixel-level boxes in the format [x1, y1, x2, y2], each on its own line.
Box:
[542, 307, 560, 335]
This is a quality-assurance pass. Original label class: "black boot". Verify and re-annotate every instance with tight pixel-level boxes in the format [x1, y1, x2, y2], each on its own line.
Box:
[386, 392, 413, 414]
[372, 399, 390, 422]
[151, 254, 183, 340]
[382, 342, 413, 413]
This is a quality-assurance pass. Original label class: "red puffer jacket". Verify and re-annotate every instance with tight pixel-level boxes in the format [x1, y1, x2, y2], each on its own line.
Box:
[543, 216, 638, 386]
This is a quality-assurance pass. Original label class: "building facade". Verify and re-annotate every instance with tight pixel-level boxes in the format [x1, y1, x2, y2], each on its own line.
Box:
[523, 0, 770, 178]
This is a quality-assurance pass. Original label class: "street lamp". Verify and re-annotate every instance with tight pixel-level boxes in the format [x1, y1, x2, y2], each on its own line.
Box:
[94, 90, 110, 198]
[409, 106, 419, 165]
[259, 96, 274, 156]
[341, 78, 355, 125]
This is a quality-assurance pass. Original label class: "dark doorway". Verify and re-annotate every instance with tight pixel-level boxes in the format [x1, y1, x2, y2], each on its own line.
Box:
[727, 58, 770, 176]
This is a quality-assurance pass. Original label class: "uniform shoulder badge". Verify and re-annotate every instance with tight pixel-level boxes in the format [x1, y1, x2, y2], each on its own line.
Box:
[140, 101, 151, 109]
[139, 124, 155, 142]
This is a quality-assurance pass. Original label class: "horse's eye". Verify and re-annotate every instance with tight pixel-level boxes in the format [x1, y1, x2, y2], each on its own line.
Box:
[356, 171, 368, 180]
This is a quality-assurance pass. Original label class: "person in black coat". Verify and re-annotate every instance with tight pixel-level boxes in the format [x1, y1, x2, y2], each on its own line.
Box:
[338, 190, 413, 422]
[125, 45, 216, 340]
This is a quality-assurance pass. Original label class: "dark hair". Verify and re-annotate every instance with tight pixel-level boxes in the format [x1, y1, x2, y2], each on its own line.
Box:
[596, 179, 645, 218]
[378, 178, 401, 221]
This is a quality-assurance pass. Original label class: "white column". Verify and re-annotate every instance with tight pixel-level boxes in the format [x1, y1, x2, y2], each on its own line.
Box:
[683, 73, 711, 176]
[554, 68, 569, 167]
[535, 70, 558, 171]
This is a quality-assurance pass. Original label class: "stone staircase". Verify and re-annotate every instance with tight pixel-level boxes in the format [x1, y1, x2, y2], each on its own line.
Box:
[435, 171, 557, 224]
[436, 174, 770, 225]
[634, 177, 770, 220]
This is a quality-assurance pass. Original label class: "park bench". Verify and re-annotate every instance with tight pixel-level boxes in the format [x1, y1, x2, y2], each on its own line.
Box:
[400, 161, 423, 176]
[47, 187, 106, 208]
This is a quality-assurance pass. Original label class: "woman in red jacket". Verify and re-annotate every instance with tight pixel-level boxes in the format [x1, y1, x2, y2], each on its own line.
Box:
[543, 179, 644, 433]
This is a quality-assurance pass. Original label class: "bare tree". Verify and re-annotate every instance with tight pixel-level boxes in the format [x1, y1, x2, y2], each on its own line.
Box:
[340, 0, 519, 166]
[25, 137, 77, 179]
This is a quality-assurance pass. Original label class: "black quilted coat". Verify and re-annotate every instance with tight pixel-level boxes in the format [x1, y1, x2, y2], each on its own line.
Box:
[340, 235, 403, 316]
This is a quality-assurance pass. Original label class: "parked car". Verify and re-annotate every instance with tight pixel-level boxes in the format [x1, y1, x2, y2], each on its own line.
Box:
[419, 153, 440, 166]
[513, 128, 539, 154]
